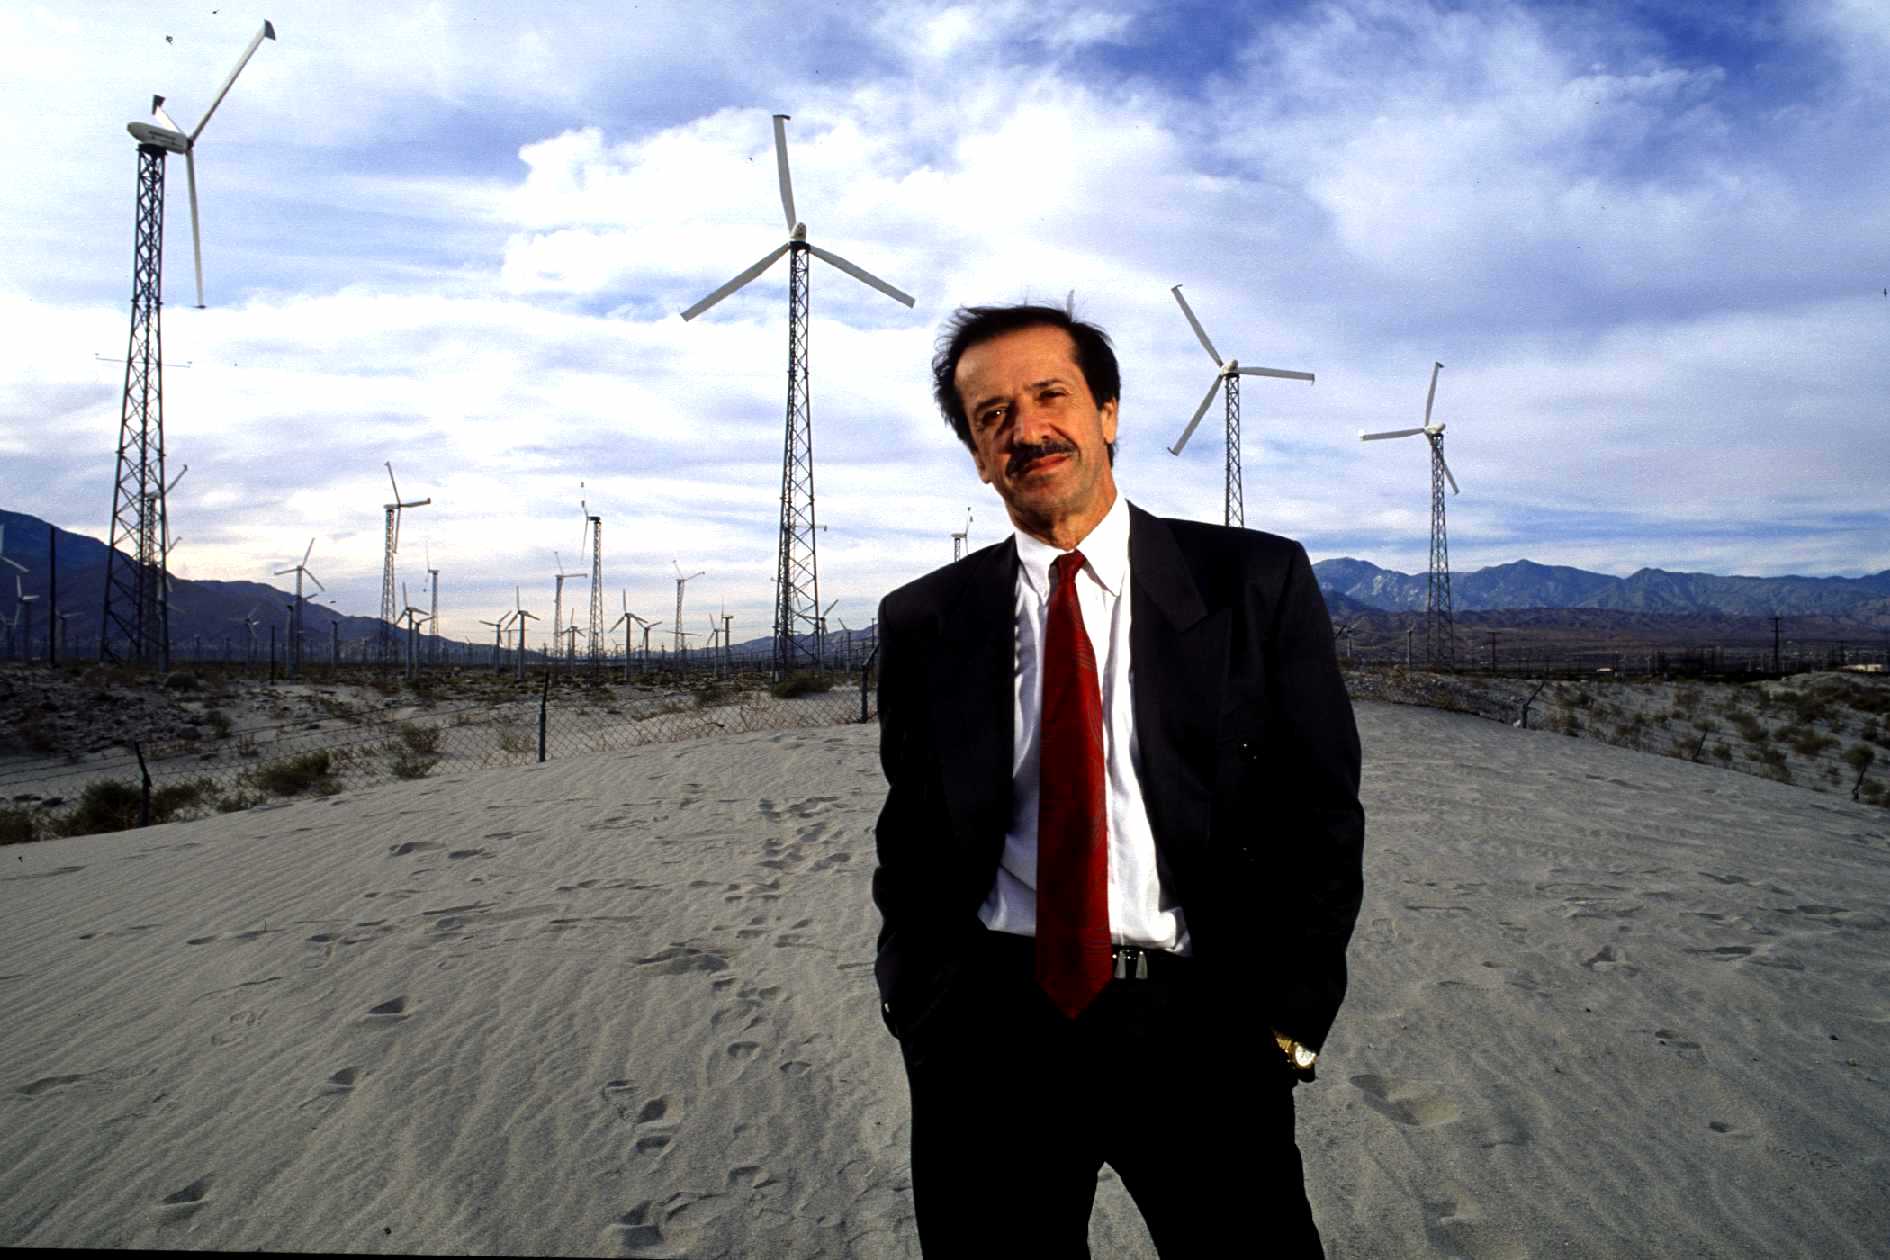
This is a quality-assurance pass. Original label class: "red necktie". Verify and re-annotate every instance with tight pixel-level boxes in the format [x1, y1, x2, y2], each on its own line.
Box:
[1035, 550, 1112, 1019]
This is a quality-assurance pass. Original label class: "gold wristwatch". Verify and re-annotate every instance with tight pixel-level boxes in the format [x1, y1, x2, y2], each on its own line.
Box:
[1273, 1030, 1317, 1072]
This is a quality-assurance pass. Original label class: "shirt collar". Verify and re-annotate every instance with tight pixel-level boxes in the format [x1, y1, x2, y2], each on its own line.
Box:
[1012, 492, 1130, 601]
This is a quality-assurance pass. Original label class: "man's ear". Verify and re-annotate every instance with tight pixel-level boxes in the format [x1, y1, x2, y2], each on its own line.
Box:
[1100, 398, 1119, 448]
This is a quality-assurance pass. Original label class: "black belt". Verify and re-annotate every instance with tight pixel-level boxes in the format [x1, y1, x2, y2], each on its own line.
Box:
[976, 929, 1189, 981]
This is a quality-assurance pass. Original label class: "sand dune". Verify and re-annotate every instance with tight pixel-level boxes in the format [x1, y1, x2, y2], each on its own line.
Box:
[3, 700, 1886, 1256]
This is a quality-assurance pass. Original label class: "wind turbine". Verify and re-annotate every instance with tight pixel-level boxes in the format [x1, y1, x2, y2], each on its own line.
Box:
[816, 597, 838, 671]
[671, 563, 704, 659]
[425, 540, 441, 669]
[479, 610, 514, 673]
[231, 604, 261, 664]
[399, 582, 431, 679]
[1360, 361, 1460, 670]
[951, 508, 973, 563]
[104, 23, 275, 672]
[632, 614, 661, 672]
[379, 461, 431, 667]
[552, 550, 587, 672]
[512, 585, 540, 682]
[581, 494, 604, 672]
[15, 576, 41, 664]
[273, 538, 323, 679]
[1167, 284, 1314, 529]
[0, 530, 25, 652]
[680, 112, 915, 679]
[609, 590, 633, 682]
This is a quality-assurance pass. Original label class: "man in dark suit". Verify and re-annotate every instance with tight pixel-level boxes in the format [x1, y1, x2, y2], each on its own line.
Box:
[873, 303, 1364, 1257]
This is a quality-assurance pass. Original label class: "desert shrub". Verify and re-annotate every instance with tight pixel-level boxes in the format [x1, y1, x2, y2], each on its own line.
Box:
[387, 747, 439, 780]
[497, 727, 532, 755]
[151, 778, 215, 818]
[1864, 780, 1887, 806]
[396, 722, 442, 755]
[248, 750, 340, 797]
[0, 806, 39, 846]
[161, 671, 202, 692]
[216, 788, 268, 813]
[1556, 711, 1582, 735]
[1789, 729, 1838, 758]
[694, 682, 739, 709]
[204, 708, 234, 738]
[770, 672, 835, 699]
[1843, 744, 1877, 774]
[55, 780, 144, 836]
[1711, 742, 1732, 763]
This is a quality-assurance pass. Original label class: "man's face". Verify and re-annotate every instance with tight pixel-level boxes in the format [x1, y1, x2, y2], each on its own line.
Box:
[954, 324, 1119, 537]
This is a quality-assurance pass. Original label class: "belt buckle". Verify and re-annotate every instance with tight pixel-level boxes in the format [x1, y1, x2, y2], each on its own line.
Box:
[1112, 946, 1150, 980]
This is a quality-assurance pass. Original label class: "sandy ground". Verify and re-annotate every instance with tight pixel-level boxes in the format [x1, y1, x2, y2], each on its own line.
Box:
[3, 700, 1888, 1257]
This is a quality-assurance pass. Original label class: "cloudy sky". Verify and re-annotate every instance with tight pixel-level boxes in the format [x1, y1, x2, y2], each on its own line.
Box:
[4, 0, 1886, 644]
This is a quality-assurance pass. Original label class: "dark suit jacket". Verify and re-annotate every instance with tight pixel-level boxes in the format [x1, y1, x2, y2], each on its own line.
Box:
[872, 502, 1364, 1059]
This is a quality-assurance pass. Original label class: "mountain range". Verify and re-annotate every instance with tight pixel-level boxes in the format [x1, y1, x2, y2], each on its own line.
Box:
[5, 509, 1888, 659]
[1313, 557, 1890, 618]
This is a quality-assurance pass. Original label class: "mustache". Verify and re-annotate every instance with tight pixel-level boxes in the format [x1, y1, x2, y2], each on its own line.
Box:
[1006, 439, 1078, 477]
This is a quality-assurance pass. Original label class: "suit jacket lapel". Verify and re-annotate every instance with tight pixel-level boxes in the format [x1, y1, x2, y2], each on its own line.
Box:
[1128, 505, 1224, 874]
[929, 537, 1017, 854]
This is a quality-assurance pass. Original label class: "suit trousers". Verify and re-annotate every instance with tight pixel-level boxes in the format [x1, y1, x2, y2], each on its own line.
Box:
[896, 926, 1325, 1258]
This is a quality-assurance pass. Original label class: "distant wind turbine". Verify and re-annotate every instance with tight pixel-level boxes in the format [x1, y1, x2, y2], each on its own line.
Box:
[1167, 284, 1313, 529]
[1360, 361, 1461, 669]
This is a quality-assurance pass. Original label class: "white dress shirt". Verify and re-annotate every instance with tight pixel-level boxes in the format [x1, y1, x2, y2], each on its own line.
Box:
[977, 493, 1192, 956]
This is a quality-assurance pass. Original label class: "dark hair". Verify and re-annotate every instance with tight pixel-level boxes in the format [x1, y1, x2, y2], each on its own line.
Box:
[931, 303, 1121, 457]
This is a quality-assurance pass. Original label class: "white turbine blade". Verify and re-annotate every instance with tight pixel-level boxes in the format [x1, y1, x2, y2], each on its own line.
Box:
[1360, 426, 1426, 441]
[805, 244, 915, 307]
[1237, 365, 1315, 383]
[302, 537, 314, 567]
[306, 572, 325, 593]
[152, 100, 186, 133]
[392, 507, 402, 554]
[1424, 361, 1443, 427]
[680, 241, 793, 321]
[0, 557, 24, 574]
[387, 461, 401, 500]
[190, 20, 277, 144]
[1169, 375, 1223, 455]
[185, 149, 205, 308]
[772, 113, 797, 232]
[1170, 285, 1221, 366]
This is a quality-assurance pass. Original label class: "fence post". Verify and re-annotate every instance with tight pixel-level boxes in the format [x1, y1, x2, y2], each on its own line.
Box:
[538, 672, 550, 763]
[269, 625, 277, 684]
[135, 741, 152, 828]
[1519, 679, 1547, 730]
[860, 645, 880, 723]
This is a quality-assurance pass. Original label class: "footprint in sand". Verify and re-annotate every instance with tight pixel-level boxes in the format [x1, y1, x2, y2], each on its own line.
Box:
[635, 945, 729, 976]
[1421, 1188, 1523, 1260]
[810, 850, 853, 872]
[389, 841, 443, 858]
[158, 1176, 212, 1217]
[1350, 1074, 1461, 1128]
[362, 996, 411, 1023]
[1581, 944, 1639, 975]
[1653, 1027, 1704, 1053]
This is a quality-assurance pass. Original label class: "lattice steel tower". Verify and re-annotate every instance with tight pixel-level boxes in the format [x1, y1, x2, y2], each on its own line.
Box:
[774, 243, 820, 677]
[101, 145, 173, 668]
[1222, 374, 1243, 528]
[1425, 431, 1456, 670]
[582, 500, 604, 672]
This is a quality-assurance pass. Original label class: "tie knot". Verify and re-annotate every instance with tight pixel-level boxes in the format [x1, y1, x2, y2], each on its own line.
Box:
[1053, 550, 1087, 589]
